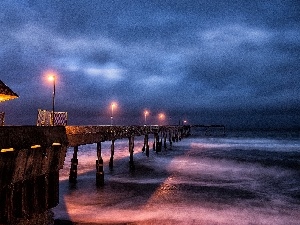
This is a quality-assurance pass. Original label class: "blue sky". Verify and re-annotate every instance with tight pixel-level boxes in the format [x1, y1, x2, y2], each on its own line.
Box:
[0, 0, 299, 128]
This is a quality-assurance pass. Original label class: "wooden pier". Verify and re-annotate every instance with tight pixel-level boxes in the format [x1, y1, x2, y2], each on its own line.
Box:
[0, 126, 68, 225]
[0, 125, 191, 224]
[66, 125, 191, 186]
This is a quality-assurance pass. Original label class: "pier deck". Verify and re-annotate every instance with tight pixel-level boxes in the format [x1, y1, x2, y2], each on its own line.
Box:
[66, 125, 190, 146]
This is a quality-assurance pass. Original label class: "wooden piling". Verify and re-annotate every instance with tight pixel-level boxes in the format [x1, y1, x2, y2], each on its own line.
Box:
[153, 133, 156, 151]
[155, 133, 161, 153]
[69, 146, 78, 183]
[0, 126, 67, 224]
[163, 132, 167, 150]
[145, 134, 149, 157]
[168, 131, 172, 149]
[47, 171, 59, 208]
[109, 139, 115, 170]
[96, 142, 104, 187]
[129, 136, 135, 170]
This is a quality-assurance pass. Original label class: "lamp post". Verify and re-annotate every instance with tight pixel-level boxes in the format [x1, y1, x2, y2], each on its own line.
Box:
[48, 75, 56, 126]
[111, 102, 116, 125]
[144, 110, 149, 125]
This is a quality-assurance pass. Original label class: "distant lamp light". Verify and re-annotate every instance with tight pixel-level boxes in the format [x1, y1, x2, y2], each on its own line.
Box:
[110, 102, 117, 125]
[48, 75, 55, 82]
[158, 113, 165, 125]
[144, 110, 149, 125]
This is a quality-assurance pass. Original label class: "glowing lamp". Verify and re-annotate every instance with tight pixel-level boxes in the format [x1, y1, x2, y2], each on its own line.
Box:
[0, 80, 19, 102]
[110, 102, 117, 125]
[144, 110, 149, 125]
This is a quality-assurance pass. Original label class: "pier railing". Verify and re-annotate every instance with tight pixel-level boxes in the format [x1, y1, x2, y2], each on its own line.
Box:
[66, 125, 190, 147]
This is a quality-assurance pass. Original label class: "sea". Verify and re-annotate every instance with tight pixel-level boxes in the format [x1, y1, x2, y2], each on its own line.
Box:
[52, 129, 300, 225]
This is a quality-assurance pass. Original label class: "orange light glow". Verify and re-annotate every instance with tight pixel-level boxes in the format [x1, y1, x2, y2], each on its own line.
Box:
[48, 75, 55, 82]
[0, 95, 18, 102]
[110, 102, 117, 125]
[159, 113, 165, 120]
[111, 102, 117, 112]
[44, 70, 57, 83]
[144, 110, 150, 125]
[158, 113, 166, 126]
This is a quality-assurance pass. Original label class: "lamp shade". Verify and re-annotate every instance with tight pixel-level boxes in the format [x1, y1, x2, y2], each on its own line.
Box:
[0, 80, 19, 102]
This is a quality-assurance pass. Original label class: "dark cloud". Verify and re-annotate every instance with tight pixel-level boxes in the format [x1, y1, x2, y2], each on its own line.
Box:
[0, 0, 299, 128]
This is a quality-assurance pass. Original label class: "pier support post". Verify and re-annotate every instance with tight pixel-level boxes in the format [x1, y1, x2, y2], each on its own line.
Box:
[96, 142, 104, 187]
[109, 139, 115, 170]
[169, 131, 172, 149]
[155, 132, 161, 153]
[145, 134, 149, 157]
[175, 130, 181, 142]
[163, 132, 167, 150]
[69, 146, 78, 183]
[129, 136, 135, 170]
[153, 133, 157, 151]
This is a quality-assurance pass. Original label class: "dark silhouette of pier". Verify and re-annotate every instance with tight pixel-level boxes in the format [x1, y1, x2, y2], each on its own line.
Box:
[0, 125, 188, 224]
[0, 124, 225, 224]
[66, 125, 191, 185]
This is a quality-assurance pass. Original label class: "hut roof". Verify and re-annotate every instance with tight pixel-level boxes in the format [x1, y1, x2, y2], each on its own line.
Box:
[0, 80, 19, 102]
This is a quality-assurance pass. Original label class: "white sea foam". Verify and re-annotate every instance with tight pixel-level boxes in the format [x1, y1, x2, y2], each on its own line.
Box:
[53, 133, 300, 224]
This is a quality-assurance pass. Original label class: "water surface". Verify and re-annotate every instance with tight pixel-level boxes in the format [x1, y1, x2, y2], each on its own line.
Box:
[53, 131, 300, 224]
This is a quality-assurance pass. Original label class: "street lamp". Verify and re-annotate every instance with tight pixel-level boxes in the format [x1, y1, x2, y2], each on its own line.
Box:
[144, 110, 149, 125]
[158, 113, 165, 126]
[111, 102, 116, 125]
[48, 74, 56, 126]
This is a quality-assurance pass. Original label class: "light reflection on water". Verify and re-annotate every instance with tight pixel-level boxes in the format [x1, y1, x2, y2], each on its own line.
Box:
[53, 134, 300, 224]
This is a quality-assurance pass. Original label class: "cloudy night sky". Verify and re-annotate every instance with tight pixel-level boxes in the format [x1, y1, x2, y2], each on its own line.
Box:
[0, 0, 299, 128]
